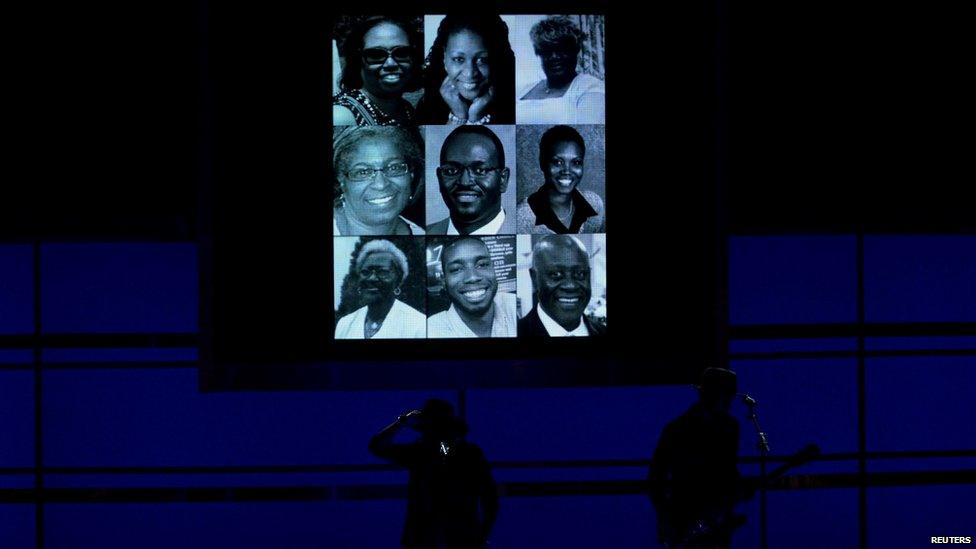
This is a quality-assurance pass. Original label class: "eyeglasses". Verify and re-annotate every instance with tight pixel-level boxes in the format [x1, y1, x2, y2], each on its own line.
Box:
[345, 161, 412, 182]
[361, 46, 413, 65]
[437, 164, 501, 181]
[359, 266, 395, 280]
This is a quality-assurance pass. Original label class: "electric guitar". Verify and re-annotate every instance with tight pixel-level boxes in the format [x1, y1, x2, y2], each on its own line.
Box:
[661, 443, 821, 549]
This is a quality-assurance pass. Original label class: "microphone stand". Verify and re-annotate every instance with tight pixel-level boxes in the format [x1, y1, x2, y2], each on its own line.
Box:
[743, 396, 770, 549]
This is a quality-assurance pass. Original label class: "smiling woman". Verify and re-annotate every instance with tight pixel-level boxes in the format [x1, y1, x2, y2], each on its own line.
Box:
[513, 15, 606, 125]
[334, 237, 427, 339]
[333, 126, 426, 235]
[333, 16, 423, 127]
[417, 14, 516, 125]
[516, 124, 605, 234]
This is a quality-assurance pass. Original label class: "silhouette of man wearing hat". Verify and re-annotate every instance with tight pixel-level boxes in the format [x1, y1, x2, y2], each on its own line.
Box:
[370, 399, 498, 549]
[647, 368, 743, 549]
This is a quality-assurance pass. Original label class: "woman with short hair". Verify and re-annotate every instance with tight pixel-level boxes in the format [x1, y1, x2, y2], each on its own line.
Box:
[516, 16, 606, 124]
[333, 126, 425, 235]
[335, 239, 426, 339]
[516, 125, 605, 234]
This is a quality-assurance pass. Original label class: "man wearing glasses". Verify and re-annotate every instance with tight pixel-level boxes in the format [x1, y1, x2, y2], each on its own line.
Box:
[519, 235, 605, 337]
[427, 126, 517, 235]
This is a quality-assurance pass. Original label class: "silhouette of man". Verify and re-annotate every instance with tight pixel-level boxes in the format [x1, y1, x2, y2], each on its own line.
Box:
[648, 368, 742, 549]
[370, 399, 498, 549]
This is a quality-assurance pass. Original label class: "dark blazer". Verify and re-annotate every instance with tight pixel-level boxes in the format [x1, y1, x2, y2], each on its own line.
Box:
[517, 306, 606, 337]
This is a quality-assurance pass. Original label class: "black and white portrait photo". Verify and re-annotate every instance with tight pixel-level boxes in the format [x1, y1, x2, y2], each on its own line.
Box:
[425, 124, 518, 235]
[426, 236, 518, 338]
[333, 126, 426, 236]
[334, 236, 427, 339]
[515, 124, 606, 234]
[510, 15, 606, 125]
[418, 15, 518, 125]
[516, 234, 606, 337]
[331, 16, 424, 127]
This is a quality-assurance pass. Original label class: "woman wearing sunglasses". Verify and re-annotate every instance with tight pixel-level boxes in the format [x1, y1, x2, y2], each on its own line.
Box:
[333, 126, 425, 235]
[417, 15, 516, 125]
[333, 17, 423, 127]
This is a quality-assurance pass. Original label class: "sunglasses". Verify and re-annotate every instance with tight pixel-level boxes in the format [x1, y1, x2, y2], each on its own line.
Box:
[361, 46, 413, 65]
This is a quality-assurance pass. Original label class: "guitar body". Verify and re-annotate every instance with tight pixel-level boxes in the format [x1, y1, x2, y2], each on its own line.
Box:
[657, 444, 820, 549]
[662, 510, 746, 549]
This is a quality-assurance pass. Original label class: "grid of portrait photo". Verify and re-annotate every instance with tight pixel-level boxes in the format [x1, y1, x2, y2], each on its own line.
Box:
[331, 14, 607, 339]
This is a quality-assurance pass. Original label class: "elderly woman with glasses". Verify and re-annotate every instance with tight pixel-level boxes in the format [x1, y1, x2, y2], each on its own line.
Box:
[333, 126, 425, 236]
[335, 239, 426, 339]
[516, 16, 605, 125]
[333, 17, 423, 127]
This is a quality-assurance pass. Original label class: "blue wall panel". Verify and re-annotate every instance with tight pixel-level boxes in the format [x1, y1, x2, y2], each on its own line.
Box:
[767, 489, 858, 549]
[43, 368, 455, 467]
[40, 244, 197, 333]
[17, 233, 976, 549]
[0, 350, 33, 364]
[0, 245, 33, 335]
[0, 475, 35, 488]
[0, 371, 34, 467]
[864, 235, 976, 323]
[732, 359, 859, 456]
[491, 495, 655, 549]
[43, 471, 408, 489]
[45, 501, 405, 549]
[868, 485, 976, 548]
[0, 505, 34, 549]
[42, 348, 198, 363]
[467, 386, 691, 461]
[728, 236, 857, 325]
[867, 356, 976, 452]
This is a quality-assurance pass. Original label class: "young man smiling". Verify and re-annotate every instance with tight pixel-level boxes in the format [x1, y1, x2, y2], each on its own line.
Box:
[428, 237, 517, 338]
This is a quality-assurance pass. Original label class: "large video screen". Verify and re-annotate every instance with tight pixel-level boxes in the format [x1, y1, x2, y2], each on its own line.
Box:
[331, 15, 607, 341]
[201, 5, 720, 390]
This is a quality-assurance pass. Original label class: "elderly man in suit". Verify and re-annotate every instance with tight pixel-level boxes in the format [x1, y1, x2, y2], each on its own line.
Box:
[518, 234, 605, 336]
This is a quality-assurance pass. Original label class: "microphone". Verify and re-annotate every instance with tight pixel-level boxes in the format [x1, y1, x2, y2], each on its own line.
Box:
[738, 393, 757, 406]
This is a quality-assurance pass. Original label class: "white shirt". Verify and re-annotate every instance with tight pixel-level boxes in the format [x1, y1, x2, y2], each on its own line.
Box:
[537, 305, 590, 337]
[333, 215, 425, 236]
[427, 292, 517, 338]
[516, 73, 606, 125]
[334, 299, 426, 339]
[447, 208, 506, 235]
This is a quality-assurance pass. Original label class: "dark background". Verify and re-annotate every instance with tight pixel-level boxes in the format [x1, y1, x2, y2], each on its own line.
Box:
[3, 0, 973, 547]
[196, 0, 722, 389]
